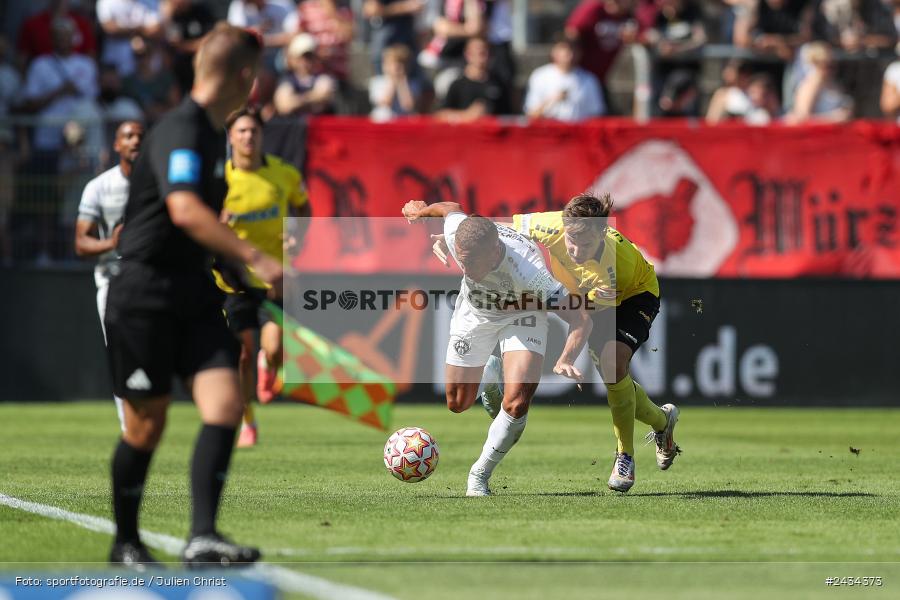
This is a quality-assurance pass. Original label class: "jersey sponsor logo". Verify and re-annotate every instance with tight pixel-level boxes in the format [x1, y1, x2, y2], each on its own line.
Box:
[126, 368, 152, 391]
[231, 205, 280, 223]
[590, 140, 738, 277]
[168, 149, 201, 184]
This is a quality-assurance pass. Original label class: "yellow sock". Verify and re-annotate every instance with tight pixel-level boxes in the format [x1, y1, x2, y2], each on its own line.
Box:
[243, 401, 256, 427]
[633, 380, 666, 431]
[605, 374, 636, 455]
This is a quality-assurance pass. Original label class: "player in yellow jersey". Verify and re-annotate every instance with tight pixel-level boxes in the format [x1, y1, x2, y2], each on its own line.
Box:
[433, 193, 680, 492]
[217, 107, 310, 447]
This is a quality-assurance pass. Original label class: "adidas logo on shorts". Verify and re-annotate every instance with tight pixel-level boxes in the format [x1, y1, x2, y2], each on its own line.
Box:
[126, 369, 152, 391]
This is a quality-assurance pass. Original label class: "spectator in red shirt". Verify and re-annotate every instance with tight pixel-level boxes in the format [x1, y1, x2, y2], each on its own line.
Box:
[288, 0, 355, 81]
[565, 0, 641, 86]
[16, 0, 97, 68]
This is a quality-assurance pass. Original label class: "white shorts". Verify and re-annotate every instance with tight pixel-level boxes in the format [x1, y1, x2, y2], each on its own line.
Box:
[446, 299, 548, 368]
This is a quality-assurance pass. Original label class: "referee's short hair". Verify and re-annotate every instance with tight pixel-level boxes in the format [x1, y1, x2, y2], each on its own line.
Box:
[194, 22, 262, 82]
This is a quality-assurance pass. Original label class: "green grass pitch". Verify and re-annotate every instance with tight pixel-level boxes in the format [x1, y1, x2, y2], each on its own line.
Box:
[1, 401, 898, 599]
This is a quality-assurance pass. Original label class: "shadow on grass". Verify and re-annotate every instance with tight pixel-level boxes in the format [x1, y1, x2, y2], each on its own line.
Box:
[627, 490, 876, 499]
[520, 490, 877, 498]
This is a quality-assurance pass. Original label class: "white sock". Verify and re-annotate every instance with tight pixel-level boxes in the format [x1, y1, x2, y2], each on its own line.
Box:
[472, 406, 527, 477]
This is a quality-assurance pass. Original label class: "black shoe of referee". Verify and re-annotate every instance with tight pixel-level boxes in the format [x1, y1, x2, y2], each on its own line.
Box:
[182, 532, 261, 568]
[109, 541, 162, 571]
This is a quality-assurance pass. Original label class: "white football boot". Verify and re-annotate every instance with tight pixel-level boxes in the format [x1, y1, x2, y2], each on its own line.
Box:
[607, 452, 635, 493]
[479, 355, 504, 419]
[466, 467, 492, 497]
[645, 403, 681, 470]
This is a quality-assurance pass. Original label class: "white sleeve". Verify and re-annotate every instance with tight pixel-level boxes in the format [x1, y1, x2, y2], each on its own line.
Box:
[886, 62, 900, 91]
[523, 71, 542, 115]
[516, 249, 565, 302]
[443, 211, 468, 264]
[78, 178, 102, 222]
[227, 1, 246, 26]
[22, 60, 50, 101]
[95, 0, 114, 23]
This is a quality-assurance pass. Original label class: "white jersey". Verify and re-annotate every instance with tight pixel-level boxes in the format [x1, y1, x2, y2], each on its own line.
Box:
[444, 212, 564, 318]
[77, 165, 130, 288]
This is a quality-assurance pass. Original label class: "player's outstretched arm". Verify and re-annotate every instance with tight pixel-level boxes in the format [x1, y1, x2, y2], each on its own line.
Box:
[167, 191, 283, 294]
[402, 200, 463, 222]
[551, 301, 592, 382]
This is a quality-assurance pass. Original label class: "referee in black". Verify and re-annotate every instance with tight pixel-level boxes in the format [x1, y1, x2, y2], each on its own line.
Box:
[104, 23, 282, 568]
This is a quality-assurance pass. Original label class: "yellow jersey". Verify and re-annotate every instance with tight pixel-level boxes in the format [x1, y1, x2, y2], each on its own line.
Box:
[512, 211, 658, 307]
[215, 154, 308, 291]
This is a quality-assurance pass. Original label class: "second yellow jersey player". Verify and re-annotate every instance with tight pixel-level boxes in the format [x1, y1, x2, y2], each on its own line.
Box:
[216, 108, 310, 448]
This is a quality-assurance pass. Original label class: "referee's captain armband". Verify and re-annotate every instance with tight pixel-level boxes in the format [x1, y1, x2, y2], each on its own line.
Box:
[168, 149, 202, 184]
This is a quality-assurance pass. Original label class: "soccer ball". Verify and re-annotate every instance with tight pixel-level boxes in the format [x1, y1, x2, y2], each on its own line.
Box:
[383, 427, 440, 483]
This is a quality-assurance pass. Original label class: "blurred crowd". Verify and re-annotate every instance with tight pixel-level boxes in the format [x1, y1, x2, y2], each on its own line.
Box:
[1, 0, 900, 264]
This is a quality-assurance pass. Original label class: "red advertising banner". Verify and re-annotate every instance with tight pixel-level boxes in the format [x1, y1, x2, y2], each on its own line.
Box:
[301, 117, 900, 278]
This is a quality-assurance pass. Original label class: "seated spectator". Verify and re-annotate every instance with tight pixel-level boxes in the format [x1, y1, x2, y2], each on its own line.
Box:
[16, 0, 97, 68]
[644, 0, 707, 117]
[21, 18, 100, 263]
[227, 0, 298, 67]
[435, 36, 510, 122]
[880, 59, 900, 121]
[524, 37, 605, 122]
[787, 42, 853, 122]
[288, 0, 355, 81]
[370, 44, 423, 121]
[421, 0, 486, 99]
[96, 0, 161, 77]
[363, 0, 425, 72]
[274, 33, 338, 116]
[162, 0, 216, 93]
[734, 0, 814, 61]
[708, 71, 781, 123]
[22, 18, 100, 153]
[122, 38, 181, 123]
[565, 0, 641, 88]
[645, 0, 707, 57]
[812, 0, 896, 53]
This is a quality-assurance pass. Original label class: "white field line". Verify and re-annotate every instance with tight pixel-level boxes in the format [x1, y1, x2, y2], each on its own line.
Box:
[267, 545, 726, 558]
[0, 492, 397, 600]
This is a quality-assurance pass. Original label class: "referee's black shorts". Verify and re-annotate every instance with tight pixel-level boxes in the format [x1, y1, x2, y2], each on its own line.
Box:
[104, 262, 240, 399]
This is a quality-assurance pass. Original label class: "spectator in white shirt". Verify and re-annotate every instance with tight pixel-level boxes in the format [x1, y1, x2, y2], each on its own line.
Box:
[524, 37, 605, 122]
[881, 59, 900, 121]
[227, 0, 297, 55]
[96, 0, 161, 77]
[22, 18, 100, 154]
[21, 17, 101, 263]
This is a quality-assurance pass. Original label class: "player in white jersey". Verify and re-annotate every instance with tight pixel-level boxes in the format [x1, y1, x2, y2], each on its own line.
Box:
[75, 121, 145, 430]
[403, 200, 592, 496]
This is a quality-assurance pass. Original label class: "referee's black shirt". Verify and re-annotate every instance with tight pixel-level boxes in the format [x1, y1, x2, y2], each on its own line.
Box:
[112, 97, 227, 311]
